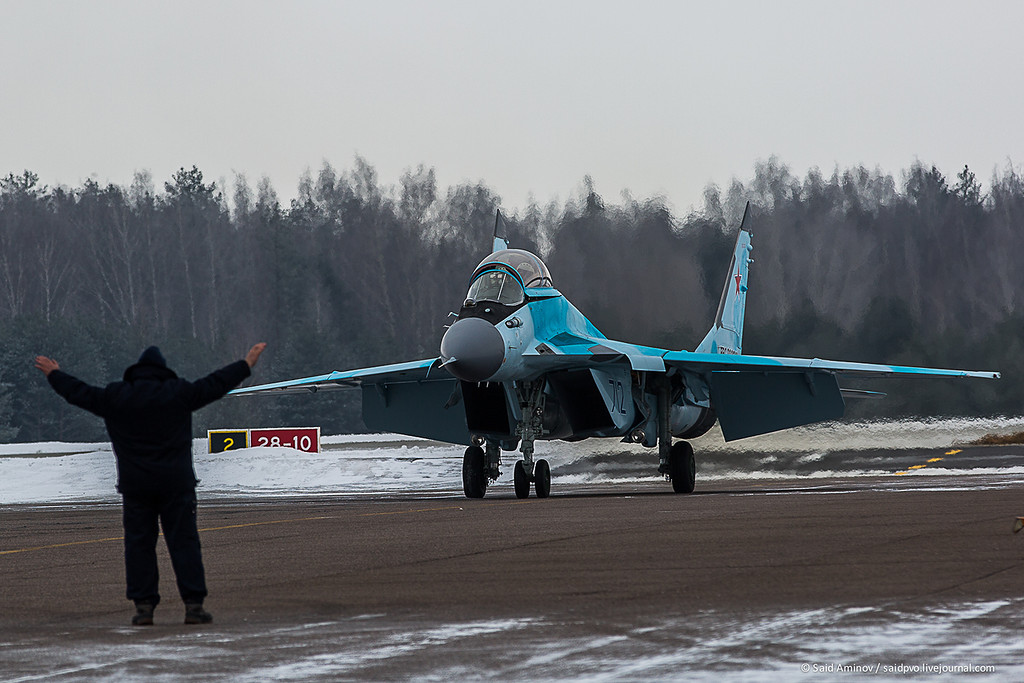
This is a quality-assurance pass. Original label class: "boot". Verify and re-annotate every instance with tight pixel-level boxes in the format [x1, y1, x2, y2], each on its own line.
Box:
[132, 602, 155, 626]
[184, 602, 213, 625]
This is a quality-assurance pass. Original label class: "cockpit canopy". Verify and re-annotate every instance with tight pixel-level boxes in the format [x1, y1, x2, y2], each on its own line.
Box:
[466, 249, 553, 306]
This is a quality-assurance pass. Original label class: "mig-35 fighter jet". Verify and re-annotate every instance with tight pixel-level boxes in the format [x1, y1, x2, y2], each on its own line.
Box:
[231, 205, 999, 499]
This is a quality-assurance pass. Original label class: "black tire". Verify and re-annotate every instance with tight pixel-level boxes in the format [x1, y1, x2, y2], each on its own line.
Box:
[462, 446, 487, 498]
[669, 441, 696, 493]
[513, 460, 530, 499]
[534, 459, 551, 498]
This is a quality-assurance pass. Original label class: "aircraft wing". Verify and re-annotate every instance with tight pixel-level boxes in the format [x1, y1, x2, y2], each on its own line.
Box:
[526, 334, 999, 441]
[525, 331, 999, 380]
[660, 349, 999, 440]
[229, 357, 473, 445]
[229, 358, 445, 396]
[230, 339, 998, 444]
[660, 350, 1000, 380]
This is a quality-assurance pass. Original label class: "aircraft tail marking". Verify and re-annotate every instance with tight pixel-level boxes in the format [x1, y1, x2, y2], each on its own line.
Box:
[696, 202, 753, 355]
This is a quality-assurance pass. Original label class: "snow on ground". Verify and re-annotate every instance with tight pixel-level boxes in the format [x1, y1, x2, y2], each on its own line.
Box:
[0, 435, 468, 505]
[2, 417, 1024, 505]
[3, 599, 1022, 680]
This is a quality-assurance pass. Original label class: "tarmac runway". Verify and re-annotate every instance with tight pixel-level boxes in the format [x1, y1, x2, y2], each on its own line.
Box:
[3, 451, 1024, 680]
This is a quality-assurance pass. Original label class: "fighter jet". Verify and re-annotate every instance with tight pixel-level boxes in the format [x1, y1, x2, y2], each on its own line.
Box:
[231, 205, 999, 499]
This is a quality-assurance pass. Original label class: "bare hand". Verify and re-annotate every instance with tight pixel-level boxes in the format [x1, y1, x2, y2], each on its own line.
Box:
[245, 343, 267, 368]
[34, 356, 60, 377]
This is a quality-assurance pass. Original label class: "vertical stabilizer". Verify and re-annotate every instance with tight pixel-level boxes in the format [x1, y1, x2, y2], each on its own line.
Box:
[492, 210, 510, 253]
[696, 203, 753, 355]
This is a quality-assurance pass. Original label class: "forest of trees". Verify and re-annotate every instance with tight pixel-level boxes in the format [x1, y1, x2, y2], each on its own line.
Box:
[1, 156, 1021, 443]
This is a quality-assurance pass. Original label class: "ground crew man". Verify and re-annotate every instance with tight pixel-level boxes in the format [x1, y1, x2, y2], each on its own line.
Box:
[34, 343, 266, 625]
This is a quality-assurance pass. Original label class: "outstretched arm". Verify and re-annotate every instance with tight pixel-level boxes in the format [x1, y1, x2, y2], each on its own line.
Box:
[35, 356, 108, 417]
[187, 342, 268, 410]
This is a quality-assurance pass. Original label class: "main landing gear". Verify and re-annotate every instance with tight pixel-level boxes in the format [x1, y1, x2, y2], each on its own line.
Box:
[655, 377, 696, 493]
[668, 440, 696, 493]
[462, 441, 502, 499]
[462, 445, 487, 498]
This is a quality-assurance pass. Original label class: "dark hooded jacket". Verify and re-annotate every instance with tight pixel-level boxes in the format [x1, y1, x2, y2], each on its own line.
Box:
[47, 348, 251, 494]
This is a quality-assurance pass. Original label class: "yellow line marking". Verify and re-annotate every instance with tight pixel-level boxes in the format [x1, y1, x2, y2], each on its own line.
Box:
[198, 515, 336, 532]
[0, 536, 125, 556]
[895, 447, 963, 475]
[2, 505, 471, 557]
[0, 516, 336, 556]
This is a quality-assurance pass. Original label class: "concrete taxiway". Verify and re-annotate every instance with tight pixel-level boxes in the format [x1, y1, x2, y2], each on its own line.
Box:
[3, 460, 1024, 679]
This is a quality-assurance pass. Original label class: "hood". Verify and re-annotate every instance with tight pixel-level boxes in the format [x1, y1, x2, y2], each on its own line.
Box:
[123, 346, 178, 382]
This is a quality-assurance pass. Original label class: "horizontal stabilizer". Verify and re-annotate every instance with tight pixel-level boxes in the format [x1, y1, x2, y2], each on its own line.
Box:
[710, 371, 846, 441]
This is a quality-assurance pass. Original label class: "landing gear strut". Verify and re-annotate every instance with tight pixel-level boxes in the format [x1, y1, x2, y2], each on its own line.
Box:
[484, 442, 501, 481]
[511, 380, 551, 499]
[654, 375, 696, 493]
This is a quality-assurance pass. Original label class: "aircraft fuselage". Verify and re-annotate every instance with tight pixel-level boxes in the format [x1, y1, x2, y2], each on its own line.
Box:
[440, 266, 713, 451]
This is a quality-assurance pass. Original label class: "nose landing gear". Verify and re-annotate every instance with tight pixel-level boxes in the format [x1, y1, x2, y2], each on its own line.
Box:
[511, 380, 551, 499]
[513, 458, 551, 499]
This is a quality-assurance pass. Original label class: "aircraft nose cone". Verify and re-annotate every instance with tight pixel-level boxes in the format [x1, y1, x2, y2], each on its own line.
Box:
[440, 317, 505, 382]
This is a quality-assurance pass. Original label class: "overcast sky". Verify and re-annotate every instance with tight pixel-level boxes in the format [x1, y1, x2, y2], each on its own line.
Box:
[3, 0, 1022, 213]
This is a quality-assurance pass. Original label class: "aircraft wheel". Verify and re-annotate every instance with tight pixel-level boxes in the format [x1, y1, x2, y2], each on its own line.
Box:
[463, 446, 487, 498]
[513, 460, 531, 499]
[534, 459, 551, 498]
[669, 441, 696, 493]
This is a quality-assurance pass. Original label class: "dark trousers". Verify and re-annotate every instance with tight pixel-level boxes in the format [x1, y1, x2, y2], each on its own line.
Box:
[122, 490, 207, 606]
